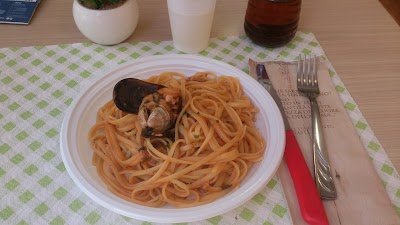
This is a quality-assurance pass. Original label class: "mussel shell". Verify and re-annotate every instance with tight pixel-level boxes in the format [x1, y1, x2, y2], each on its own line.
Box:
[113, 78, 165, 114]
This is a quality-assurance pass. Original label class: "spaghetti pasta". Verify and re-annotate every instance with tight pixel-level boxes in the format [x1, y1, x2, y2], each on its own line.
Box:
[88, 72, 266, 207]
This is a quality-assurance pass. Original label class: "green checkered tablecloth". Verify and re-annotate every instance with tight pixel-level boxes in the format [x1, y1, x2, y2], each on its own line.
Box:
[1, 31, 399, 225]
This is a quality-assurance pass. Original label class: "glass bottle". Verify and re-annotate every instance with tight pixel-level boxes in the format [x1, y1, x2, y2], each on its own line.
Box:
[244, 0, 301, 48]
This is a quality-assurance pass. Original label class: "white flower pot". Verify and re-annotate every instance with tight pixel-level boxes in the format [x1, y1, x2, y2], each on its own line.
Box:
[73, 0, 139, 45]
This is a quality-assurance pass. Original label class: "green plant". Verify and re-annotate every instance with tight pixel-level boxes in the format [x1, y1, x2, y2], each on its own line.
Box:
[80, 0, 124, 9]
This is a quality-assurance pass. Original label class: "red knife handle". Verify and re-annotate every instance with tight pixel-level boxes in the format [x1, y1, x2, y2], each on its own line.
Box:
[284, 130, 330, 225]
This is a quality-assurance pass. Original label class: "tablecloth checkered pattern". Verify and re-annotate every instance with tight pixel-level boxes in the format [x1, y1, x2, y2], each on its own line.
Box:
[1, 31, 399, 224]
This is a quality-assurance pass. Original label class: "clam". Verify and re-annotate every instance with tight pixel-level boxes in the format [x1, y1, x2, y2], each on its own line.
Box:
[113, 78, 181, 138]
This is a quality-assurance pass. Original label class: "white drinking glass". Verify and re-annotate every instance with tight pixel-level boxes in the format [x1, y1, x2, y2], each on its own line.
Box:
[167, 0, 216, 53]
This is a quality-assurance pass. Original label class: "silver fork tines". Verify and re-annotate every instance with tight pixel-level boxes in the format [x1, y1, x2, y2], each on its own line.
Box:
[297, 55, 317, 89]
[297, 55, 337, 200]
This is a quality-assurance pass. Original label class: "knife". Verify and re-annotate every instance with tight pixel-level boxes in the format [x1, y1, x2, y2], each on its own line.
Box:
[255, 63, 329, 225]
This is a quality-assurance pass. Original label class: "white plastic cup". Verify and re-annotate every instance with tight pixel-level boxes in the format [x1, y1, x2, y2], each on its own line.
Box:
[167, 0, 216, 53]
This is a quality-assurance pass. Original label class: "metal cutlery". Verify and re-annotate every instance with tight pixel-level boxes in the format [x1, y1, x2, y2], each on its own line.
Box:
[254, 62, 329, 225]
[297, 55, 337, 200]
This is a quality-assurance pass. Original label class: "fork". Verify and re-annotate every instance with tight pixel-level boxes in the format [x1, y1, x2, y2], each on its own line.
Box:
[297, 55, 337, 200]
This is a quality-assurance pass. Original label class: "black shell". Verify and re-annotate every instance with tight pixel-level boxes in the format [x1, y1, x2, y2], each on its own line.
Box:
[113, 78, 165, 114]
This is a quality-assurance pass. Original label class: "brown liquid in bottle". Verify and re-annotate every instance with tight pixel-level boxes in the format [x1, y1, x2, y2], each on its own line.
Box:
[244, 0, 301, 48]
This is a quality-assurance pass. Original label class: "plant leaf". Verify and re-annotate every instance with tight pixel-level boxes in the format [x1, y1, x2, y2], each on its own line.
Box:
[94, 0, 103, 9]
[80, 0, 98, 9]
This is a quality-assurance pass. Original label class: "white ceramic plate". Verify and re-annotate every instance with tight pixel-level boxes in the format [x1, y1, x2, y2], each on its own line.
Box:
[60, 54, 285, 223]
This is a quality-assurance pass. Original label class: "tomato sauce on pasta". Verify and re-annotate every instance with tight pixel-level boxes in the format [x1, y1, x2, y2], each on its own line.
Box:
[88, 72, 266, 207]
